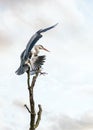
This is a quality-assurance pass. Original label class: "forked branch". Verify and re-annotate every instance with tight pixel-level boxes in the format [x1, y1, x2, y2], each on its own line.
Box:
[34, 104, 42, 129]
[25, 69, 42, 130]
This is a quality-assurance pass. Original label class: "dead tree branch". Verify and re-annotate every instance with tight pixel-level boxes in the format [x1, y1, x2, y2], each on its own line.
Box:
[34, 104, 42, 129]
[24, 104, 31, 113]
[25, 69, 42, 130]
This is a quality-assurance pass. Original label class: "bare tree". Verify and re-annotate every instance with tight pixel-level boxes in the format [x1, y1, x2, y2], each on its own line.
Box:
[16, 24, 58, 130]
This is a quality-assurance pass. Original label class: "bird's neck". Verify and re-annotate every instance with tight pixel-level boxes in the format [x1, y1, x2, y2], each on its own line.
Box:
[34, 48, 39, 55]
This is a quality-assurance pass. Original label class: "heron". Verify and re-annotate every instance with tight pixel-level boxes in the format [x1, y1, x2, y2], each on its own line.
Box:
[16, 23, 58, 75]
[16, 45, 49, 75]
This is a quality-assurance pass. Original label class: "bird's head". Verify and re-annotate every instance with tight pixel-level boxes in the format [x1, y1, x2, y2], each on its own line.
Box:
[35, 45, 50, 52]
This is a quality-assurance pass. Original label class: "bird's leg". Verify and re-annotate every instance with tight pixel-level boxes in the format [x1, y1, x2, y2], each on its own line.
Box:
[37, 68, 48, 76]
[35, 67, 47, 76]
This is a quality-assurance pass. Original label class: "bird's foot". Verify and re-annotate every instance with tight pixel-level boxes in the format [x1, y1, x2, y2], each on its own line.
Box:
[39, 72, 48, 76]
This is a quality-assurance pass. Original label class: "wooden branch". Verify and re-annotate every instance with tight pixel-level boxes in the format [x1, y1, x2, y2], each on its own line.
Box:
[27, 69, 40, 130]
[34, 104, 42, 129]
[24, 104, 31, 113]
[27, 70, 30, 89]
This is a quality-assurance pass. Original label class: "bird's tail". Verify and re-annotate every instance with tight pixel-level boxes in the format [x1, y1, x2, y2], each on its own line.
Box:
[37, 23, 58, 33]
[15, 64, 29, 75]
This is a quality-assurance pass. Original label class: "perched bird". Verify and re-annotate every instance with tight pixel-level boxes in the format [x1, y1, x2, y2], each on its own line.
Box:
[16, 45, 49, 75]
[16, 23, 58, 75]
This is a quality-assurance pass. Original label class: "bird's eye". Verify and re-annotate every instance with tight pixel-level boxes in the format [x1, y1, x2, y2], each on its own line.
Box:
[39, 47, 42, 49]
[39, 45, 43, 49]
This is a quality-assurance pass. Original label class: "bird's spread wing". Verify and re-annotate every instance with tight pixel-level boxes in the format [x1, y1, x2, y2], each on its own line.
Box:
[21, 23, 58, 63]
[31, 55, 46, 71]
[20, 49, 26, 60]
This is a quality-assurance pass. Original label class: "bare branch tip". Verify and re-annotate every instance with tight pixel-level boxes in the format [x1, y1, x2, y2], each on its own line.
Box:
[24, 104, 31, 113]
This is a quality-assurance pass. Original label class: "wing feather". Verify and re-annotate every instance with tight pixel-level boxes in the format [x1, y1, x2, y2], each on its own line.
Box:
[30, 55, 46, 71]
[15, 64, 29, 75]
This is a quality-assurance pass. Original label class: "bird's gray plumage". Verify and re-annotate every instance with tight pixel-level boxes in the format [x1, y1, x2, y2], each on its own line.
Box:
[16, 64, 29, 75]
[31, 55, 46, 70]
[30, 55, 46, 75]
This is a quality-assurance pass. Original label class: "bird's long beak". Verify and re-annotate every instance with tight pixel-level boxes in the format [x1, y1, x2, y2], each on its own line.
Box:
[43, 47, 50, 52]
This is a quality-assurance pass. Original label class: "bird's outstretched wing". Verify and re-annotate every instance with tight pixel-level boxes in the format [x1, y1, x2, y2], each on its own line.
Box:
[30, 55, 46, 73]
[34, 55, 46, 69]
[21, 23, 58, 63]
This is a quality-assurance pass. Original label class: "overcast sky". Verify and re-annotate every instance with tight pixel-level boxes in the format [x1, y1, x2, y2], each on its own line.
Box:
[0, 0, 93, 130]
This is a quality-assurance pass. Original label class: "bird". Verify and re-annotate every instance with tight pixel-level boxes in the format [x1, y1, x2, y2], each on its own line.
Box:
[16, 45, 49, 75]
[16, 23, 58, 75]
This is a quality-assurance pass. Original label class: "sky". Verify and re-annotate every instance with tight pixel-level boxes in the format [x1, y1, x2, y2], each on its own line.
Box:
[0, 0, 93, 130]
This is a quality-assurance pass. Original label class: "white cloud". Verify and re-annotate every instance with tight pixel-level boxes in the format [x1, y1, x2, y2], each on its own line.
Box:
[48, 112, 93, 130]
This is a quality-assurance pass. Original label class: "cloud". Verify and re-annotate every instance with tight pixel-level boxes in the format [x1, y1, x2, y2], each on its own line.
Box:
[49, 112, 93, 130]
[0, 31, 12, 50]
[12, 100, 25, 109]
